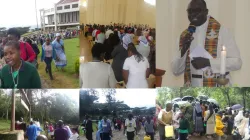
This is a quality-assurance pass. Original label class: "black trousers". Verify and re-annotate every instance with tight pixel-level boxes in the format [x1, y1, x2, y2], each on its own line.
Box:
[86, 131, 93, 140]
[179, 133, 188, 140]
[44, 57, 53, 79]
[127, 131, 135, 140]
[101, 132, 110, 140]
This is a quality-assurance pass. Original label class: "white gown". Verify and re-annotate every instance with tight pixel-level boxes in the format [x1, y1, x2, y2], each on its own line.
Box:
[171, 15, 242, 87]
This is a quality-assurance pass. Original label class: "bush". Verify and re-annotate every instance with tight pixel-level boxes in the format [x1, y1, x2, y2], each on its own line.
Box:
[75, 58, 80, 74]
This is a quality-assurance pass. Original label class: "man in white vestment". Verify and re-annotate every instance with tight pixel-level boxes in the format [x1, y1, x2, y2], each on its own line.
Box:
[171, 0, 242, 87]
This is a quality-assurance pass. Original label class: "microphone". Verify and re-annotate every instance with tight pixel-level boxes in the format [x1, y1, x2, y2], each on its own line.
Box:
[188, 24, 196, 34]
[181, 24, 196, 56]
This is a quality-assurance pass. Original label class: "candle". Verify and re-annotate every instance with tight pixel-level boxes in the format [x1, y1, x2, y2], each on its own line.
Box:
[220, 46, 226, 75]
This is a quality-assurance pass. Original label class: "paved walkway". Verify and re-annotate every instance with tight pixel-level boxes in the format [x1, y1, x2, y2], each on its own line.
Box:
[80, 34, 92, 62]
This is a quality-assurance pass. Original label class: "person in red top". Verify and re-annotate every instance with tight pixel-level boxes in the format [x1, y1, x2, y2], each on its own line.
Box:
[116, 118, 122, 131]
[95, 27, 101, 39]
[7, 28, 36, 63]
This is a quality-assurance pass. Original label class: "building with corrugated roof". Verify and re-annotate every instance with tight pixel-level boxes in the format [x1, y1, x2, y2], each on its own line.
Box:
[40, 0, 80, 31]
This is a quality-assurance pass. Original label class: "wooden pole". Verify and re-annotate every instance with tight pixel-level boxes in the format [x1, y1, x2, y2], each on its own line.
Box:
[10, 89, 15, 131]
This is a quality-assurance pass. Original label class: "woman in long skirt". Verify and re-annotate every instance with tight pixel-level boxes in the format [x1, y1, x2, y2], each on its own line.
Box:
[52, 33, 67, 70]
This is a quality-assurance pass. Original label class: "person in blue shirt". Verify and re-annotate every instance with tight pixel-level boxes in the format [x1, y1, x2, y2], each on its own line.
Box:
[96, 116, 103, 140]
[26, 121, 42, 140]
[100, 117, 112, 140]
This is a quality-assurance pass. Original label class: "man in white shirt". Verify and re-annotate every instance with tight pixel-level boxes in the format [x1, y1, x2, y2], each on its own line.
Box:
[105, 27, 114, 39]
[171, 0, 242, 87]
[80, 43, 117, 88]
[124, 114, 137, 140]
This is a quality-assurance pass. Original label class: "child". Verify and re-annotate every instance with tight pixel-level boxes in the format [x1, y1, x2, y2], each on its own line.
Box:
[1, 41, 41, 88]
[178, 112, 190, 140]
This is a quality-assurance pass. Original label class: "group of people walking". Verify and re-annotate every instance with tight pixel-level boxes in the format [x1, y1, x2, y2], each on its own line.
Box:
[0, 28, 67, 88]
[80, 23, 156, 88]
[15, 118, 79, 140]
[82, 114, 157, 140]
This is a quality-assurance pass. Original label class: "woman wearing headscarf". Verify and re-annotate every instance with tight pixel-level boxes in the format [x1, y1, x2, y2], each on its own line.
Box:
[136, 30, 151, 59]
[52, 33, 67, 70]
[193, 102, 204, 135]
[122, 43, 150, 88]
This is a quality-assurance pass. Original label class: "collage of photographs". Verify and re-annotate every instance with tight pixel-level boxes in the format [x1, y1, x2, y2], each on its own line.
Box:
[0, 0, 250, 140]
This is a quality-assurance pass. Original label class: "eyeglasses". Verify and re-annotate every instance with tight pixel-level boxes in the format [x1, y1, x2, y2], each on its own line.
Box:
[187, 8, 207, 14]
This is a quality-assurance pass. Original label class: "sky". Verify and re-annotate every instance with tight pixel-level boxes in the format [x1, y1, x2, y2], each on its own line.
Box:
[48, 89, 79, 105]
[0, 0, 155, 28]
[0, 0, 156, 28]
[95, 89, 157, 108]
[0, 0, 59, 28]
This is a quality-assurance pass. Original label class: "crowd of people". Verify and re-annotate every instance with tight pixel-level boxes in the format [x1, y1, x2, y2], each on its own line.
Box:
[0, 28, 69, 88]
[82, 114, 157, 140]
[156, 99, 249, 140]
[15, 117, 80, 140]
[80, 23, 156, 88]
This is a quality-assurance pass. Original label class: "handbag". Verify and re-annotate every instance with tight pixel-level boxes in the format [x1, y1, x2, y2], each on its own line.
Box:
[144, 135, 151, 140]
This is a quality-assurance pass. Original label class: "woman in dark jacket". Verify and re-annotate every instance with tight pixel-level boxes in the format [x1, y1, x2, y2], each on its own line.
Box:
[111, 33, 128, 82]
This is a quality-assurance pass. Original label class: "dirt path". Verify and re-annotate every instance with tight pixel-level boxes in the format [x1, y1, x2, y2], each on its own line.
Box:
[80, 129, 233, 140]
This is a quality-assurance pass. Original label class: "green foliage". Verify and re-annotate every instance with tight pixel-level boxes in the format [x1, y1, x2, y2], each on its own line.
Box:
[157, 87, 250, 109]
[0, 119, 10, 131]
[15, 27, 30, 36]
[75, 58, 80, 74]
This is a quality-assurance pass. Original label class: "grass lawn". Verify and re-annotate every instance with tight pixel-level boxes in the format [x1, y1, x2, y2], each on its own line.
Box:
[0, 119, 10, 131]
[37, 38, 79, 88]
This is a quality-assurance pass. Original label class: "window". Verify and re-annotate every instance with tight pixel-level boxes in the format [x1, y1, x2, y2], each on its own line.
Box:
[68, 13, 70, 23]
[76, 12, 79, 22]
[72, 4, 78, 8]
[64, 5, 70, 9]
[60, 14, 63, 23]
[57, 6, 62, 10]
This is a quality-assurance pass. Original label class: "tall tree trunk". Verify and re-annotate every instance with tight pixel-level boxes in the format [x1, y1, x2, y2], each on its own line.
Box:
[6, 109, 8, 120]
[243, 91, 246, 112]
[180, 88, 183, 98]
[225, 88, 231, 106]
[10, 90, 15, 131]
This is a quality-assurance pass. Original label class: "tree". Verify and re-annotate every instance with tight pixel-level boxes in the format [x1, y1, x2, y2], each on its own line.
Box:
[79, 89, 99, 119]
[156, 87, 250, 109]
